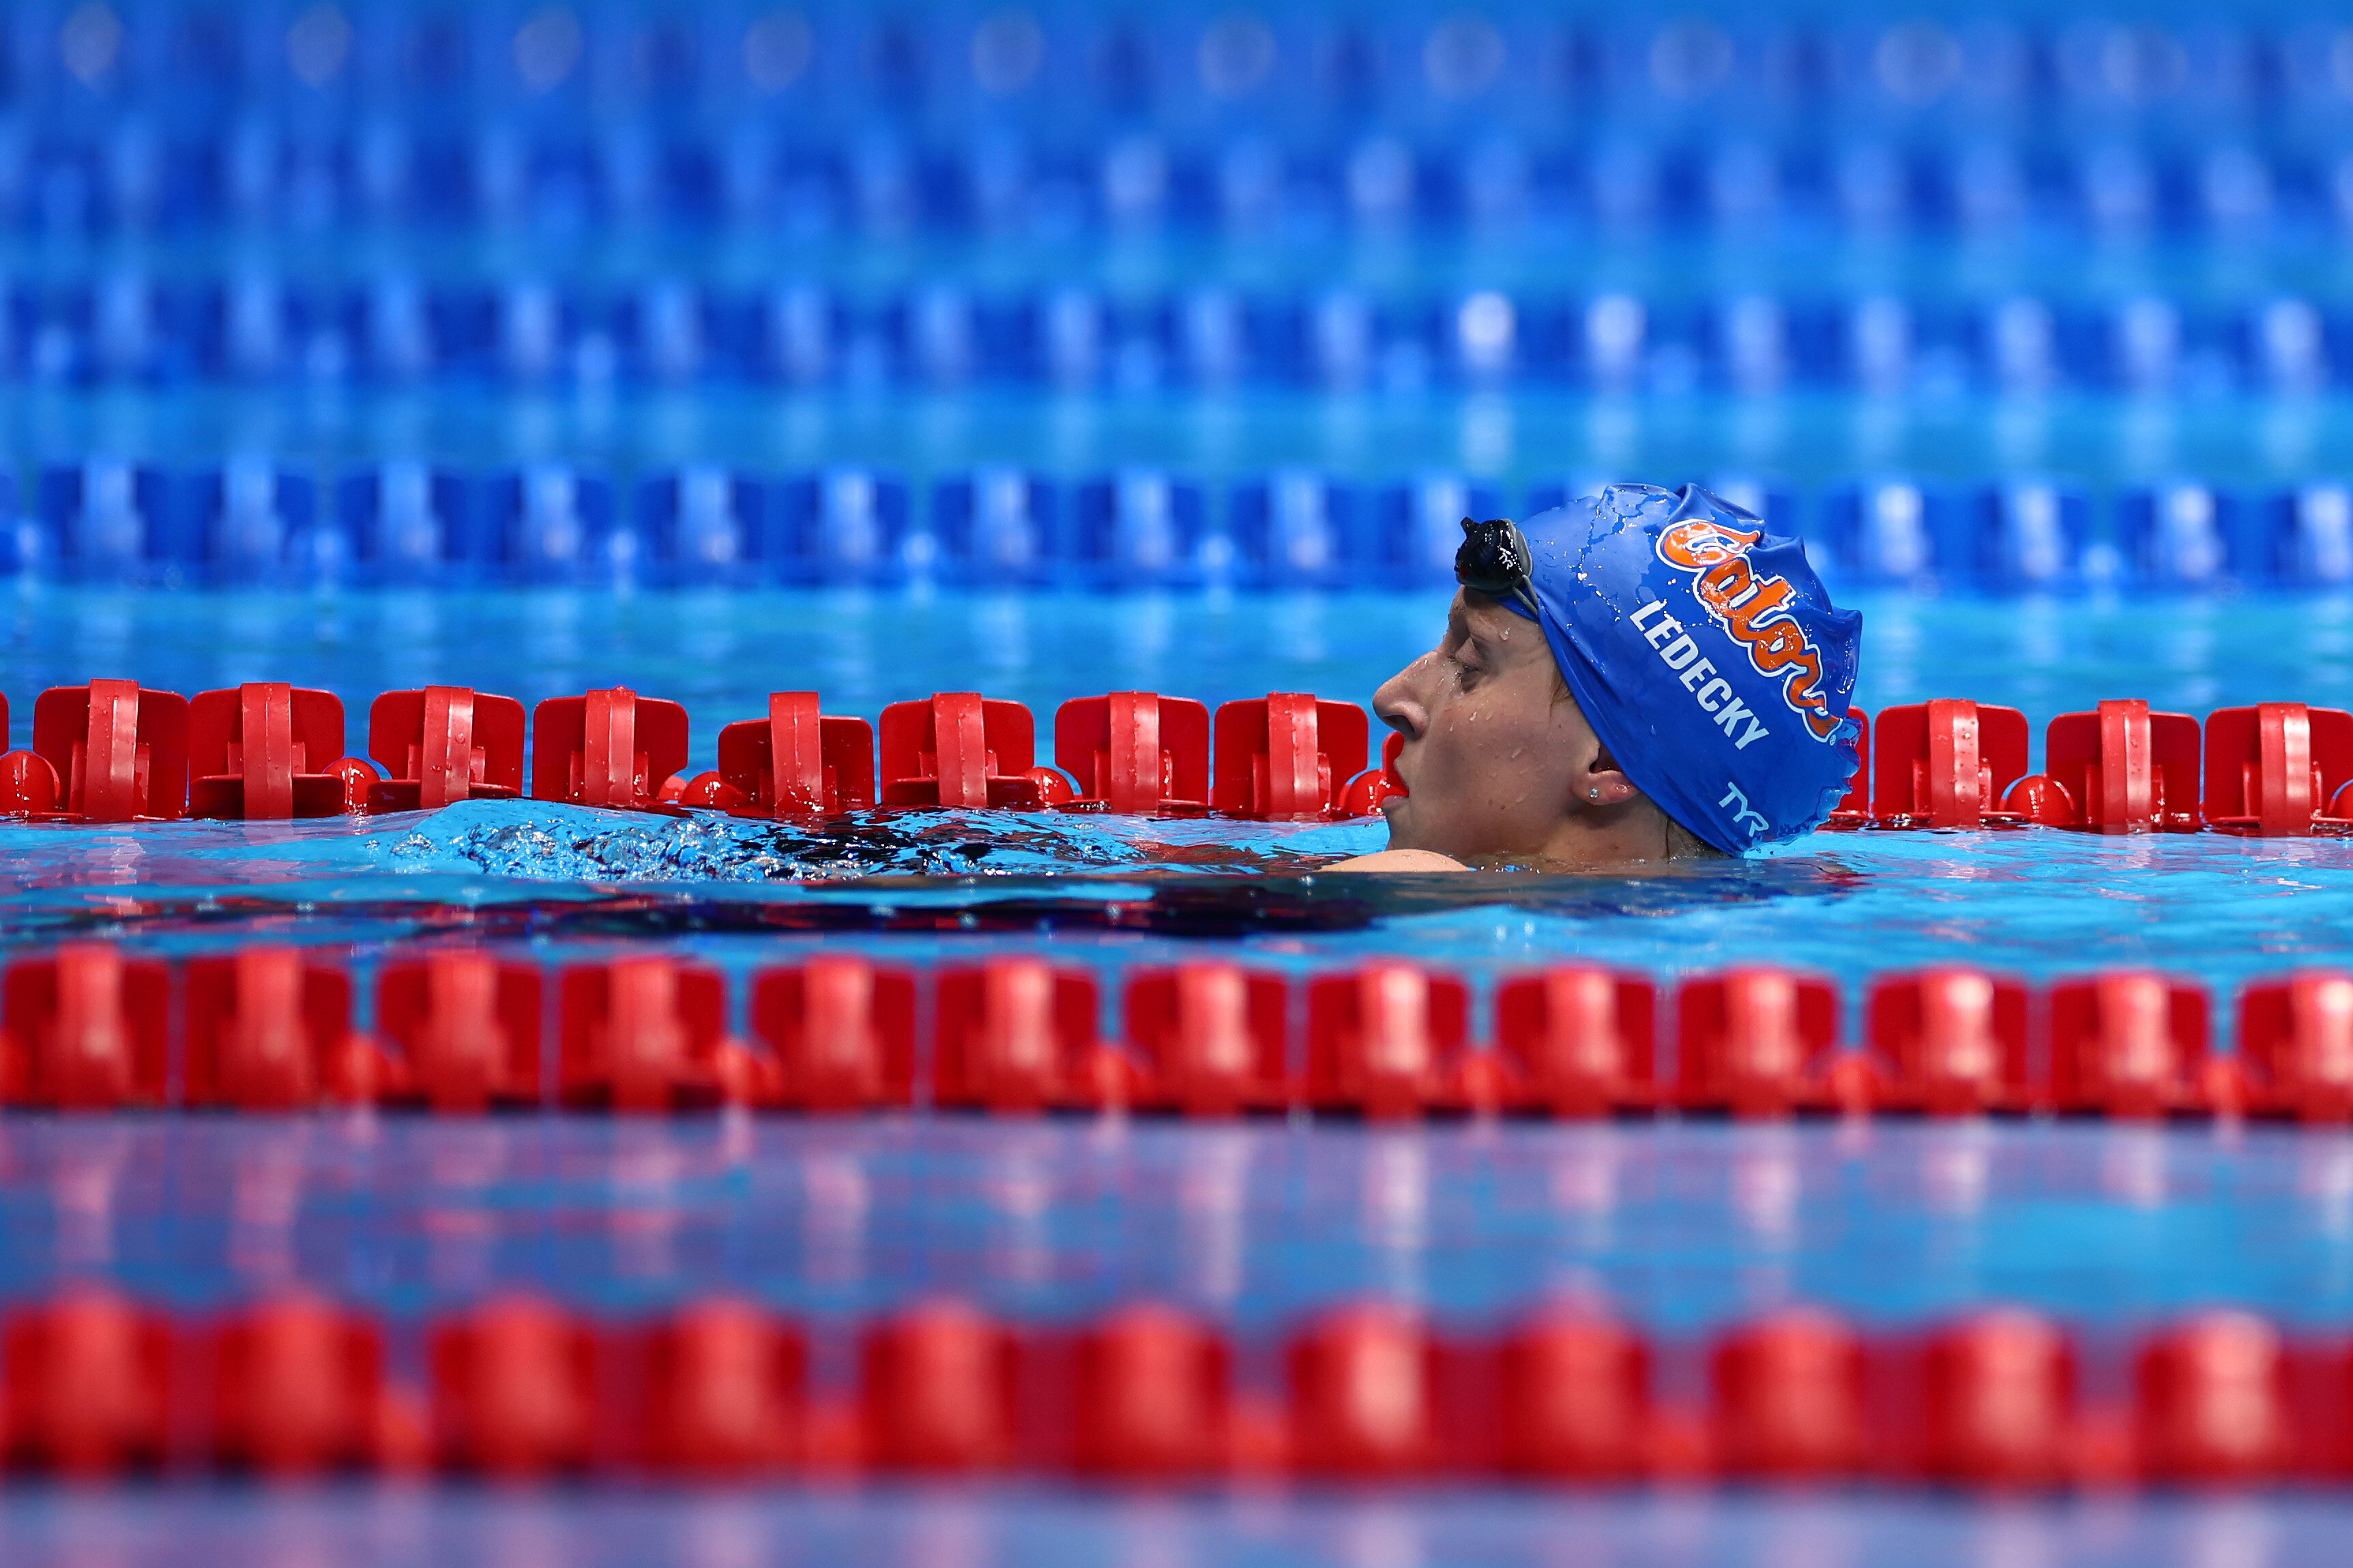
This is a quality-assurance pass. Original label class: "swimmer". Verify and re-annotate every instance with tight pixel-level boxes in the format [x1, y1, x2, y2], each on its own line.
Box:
[1332, 482, 1862, 873]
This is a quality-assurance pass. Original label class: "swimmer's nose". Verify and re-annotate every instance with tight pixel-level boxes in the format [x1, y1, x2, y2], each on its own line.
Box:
[1372, 658, 1429, 741]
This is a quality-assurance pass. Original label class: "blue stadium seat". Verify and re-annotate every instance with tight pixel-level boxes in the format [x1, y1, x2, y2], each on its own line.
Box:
[755, 284, 841, 385]
[493, 279, 577, 383]
[635, 467, 763, 585]
[38, 462, 147, 578]
[1372, 474, 1507, 589]
[338, 463, 476, 583]
[617, 279, 709, 385]
[1817, 479, 1965, 587]
[2115, 482, 2261, 589]
[932, 469, 1062, 587]
[1227, 472, 1365, 589]
[38, 462, 317, 583]
[2260, 485, 2353, 589]
[1969, 483, 2092, 592]
[768, 469, 912, 586]
[1072, 471, 1205, 589]
[477, 466, 618, 584]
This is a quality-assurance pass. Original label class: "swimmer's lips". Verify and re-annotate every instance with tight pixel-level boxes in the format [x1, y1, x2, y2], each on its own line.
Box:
[1380, 732, 1408, 797]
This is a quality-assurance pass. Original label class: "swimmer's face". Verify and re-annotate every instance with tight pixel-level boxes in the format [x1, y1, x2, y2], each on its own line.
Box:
[1370, 591, 1637, 864]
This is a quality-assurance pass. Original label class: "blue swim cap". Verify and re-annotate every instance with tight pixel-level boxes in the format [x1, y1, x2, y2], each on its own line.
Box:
[1498, 484, 1863, 855]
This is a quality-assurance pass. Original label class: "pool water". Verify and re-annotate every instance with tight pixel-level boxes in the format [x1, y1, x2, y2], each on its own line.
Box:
[17, 0, 2353, 1558]
[10, 588, 2353, 1335]
[11, 468, 2353, 1568]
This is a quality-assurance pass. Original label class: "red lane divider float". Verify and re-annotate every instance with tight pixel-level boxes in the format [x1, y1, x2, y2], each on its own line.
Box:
[0, 942, 171, 1110]
[1123, 962, 1292, 1116]
[749, 956, 918, 1112]
[368, 686, 528, 812]
[2045, 971, 2218, 1119]
[1903, 1308, 2080, 1486]
[931, 958, 1121, 1112]
[1873, 700, 2030, 829]
[1489, 966, 1660, 1116]
[14, 947, 2353, 1125]
[1676, 968, 1843, 1117]
[2238, 971, 2353, 1123]
[2205, 702, 2353, 835]
[0, 681, 190, 820]
[13, 682, 2353, 834]
[2008, 700, 2205, 832]
[557, 955, 761, 1111]
[1860, 968, 2035, 1115]
[1302, 962, 1475, 1119]
[1709, 1308, 1869, 1479]
[188, 683, 368, 818]
[373, 951, 544, 1112]
[879, 692, 1057, 810]
[534, 687, 692, 811]
[1055, 692, 1212, 816]
[703, 692, 875, 815]
[9, 1290, 2353, 1488]
[857, 1299, 1023, 1472]
[1211, 693, 1370, 821]
[182, 948, 382, 1110]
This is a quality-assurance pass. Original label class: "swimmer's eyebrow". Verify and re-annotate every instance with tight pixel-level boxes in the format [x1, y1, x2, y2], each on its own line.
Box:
[1452, 604, 1509, 660]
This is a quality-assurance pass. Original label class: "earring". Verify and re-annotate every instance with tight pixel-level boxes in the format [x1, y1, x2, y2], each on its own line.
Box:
[1588, 787, 1602, 799]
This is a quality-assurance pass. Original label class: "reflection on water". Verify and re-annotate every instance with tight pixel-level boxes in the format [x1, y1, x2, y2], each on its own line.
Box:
[0, 1118, 2348, 1331]
[3, 1484, 2351, 1568]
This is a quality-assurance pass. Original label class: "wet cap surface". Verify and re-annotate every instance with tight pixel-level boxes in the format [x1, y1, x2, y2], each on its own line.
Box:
[1500, 483, 1863, 854]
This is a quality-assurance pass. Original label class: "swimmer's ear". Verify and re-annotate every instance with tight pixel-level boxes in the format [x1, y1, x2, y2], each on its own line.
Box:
[1577, 744, 1640, 809]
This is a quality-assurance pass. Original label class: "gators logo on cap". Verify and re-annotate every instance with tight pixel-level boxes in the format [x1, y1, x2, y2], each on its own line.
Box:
[1654, 518, 1843, 742]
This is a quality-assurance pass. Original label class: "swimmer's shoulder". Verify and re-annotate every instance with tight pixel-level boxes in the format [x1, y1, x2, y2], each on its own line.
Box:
[1324, 848, 1470, 873]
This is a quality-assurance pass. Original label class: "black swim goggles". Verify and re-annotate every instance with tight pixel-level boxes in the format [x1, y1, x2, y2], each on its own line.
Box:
[1454, 516, 1543, 621]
